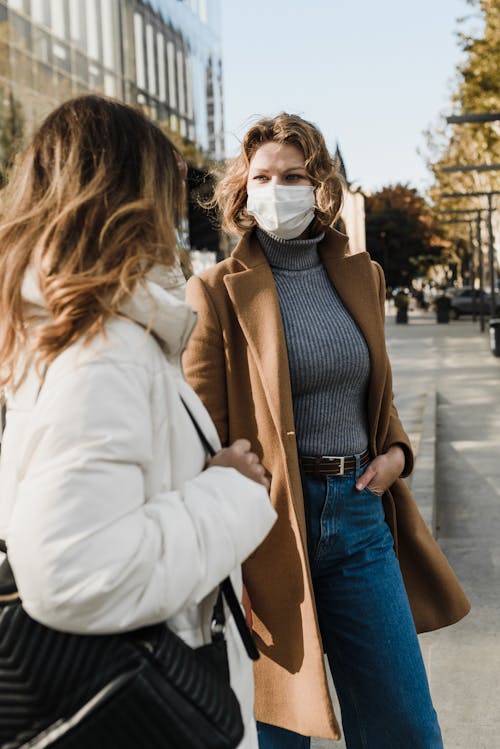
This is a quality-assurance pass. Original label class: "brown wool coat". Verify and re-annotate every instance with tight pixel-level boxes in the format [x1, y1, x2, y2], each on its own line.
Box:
[183, 228, 471, 740]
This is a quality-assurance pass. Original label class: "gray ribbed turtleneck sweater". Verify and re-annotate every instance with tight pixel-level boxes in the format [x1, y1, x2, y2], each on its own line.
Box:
[257, 227, 370, 457]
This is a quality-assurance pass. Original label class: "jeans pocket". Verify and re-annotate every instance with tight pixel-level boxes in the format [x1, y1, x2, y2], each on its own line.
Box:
[362, 484, 384, 499]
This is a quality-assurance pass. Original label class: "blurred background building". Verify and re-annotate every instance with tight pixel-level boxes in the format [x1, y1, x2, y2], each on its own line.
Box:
[0, 0, 223, 157]
[0, 0, 223, 260]
[334, 144, 366, 254]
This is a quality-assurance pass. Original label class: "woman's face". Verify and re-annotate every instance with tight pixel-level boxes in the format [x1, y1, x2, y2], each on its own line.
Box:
[246, 142, 312, 192]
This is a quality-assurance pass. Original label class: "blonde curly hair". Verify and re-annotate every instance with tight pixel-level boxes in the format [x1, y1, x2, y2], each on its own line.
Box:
[211, 113, 345, 236]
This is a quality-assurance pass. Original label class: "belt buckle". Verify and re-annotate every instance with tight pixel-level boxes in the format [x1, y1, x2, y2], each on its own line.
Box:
[323, 455, 345, 476]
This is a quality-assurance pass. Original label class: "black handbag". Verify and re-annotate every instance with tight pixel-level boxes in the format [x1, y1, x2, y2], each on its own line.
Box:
[0, 398, 259, 749]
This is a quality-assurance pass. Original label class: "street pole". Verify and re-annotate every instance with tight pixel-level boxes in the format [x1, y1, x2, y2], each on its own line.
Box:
[477, 212, 485, 333]
[487, 192, 497, 317]
[469, 221, 476, 321]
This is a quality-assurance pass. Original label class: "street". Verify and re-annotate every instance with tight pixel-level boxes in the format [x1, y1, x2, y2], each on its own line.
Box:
[313, 310, 500, 748]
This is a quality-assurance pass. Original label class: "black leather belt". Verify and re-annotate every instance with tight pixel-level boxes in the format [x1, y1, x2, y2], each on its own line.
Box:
[300, 449, 371, 477]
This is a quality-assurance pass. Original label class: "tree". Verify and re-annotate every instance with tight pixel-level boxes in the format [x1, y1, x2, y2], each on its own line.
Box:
[425, 0, 500, 218]
[365, 184, 446, 288]
[0, 90, 24, 186]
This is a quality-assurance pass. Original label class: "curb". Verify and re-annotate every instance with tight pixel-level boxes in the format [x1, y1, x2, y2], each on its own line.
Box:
[406, 385, 437, 537]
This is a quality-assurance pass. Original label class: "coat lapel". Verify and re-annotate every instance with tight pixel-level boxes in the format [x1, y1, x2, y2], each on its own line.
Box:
[224, 233, 296, 437]
[319, 234, 386, 444]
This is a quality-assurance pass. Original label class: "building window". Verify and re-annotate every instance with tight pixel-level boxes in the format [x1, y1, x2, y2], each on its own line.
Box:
[32, 27, 52, 64]
[69, 0, 85, 48]
[101, 0, 118, 72]
[133, 12, 145, 90]
[31, 0, 50, 27]
[104, 72, 117, 97]
[157, 31, 166, 102]
[85, 0, 99, 61]
[73, 49, 88, 83]
[185, 54, 193, 119]
[50, 0, 68, 40]
[176, 48, 185, 115]
[53, 40, 71, 73]
[166, 39, 176, 109]
[145, 22, 156, 95]
[88, 60, 103, 90]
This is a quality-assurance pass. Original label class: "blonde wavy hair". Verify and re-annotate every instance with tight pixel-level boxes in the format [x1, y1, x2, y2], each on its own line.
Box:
[211, 113, 345, 236]
[0, 95, 183, 389]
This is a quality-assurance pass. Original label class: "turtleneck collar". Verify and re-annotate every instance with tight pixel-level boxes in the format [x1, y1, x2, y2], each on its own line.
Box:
[256, 227, 326, 271]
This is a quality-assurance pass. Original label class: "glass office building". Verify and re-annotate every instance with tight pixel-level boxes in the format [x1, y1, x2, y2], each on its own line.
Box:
[134, 0, 224, 159]
[0, 0, 224, 159]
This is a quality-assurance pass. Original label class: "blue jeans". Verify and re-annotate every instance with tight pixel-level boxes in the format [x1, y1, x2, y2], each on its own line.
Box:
[257, 461, 443, 749]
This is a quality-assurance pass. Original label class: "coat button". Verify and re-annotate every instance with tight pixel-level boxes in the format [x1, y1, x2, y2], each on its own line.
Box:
[286, 430, 295, 436]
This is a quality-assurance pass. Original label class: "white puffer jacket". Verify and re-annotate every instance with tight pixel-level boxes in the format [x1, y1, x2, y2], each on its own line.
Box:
[0, 270, 277, 748]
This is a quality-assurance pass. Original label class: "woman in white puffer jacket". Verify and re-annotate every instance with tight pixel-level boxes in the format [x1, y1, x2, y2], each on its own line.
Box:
[0, 95, 277, 748]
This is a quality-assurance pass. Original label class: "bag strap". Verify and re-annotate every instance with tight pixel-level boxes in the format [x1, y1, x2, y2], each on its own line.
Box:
[220, 578, 259, 660]
[180, 396, 217, 458]
[181, 396, 259, 661]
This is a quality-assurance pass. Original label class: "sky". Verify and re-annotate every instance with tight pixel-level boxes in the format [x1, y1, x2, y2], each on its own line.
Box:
[220, 0, 477, 195]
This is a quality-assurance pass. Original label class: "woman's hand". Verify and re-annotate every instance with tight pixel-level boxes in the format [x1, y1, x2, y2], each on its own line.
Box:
[208, 439, 270, 490]
[355, 445, 405, 496]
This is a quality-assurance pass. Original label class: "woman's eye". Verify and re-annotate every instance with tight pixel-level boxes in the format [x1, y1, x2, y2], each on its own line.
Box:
[286, 174, 305, 181]
[254, 175, 268, 181]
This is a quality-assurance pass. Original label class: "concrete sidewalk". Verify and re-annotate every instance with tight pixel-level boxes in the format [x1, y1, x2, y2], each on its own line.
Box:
[313, 310, 500, 748]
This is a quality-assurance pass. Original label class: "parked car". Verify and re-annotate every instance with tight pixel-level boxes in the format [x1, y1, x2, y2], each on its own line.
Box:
[450, 287, 500, 318]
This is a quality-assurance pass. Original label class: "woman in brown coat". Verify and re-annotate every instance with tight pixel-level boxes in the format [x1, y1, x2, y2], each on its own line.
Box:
[183, 114, 470, 749]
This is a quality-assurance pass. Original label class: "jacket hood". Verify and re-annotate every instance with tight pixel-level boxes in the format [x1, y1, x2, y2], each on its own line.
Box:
[21, 263, 197, 358]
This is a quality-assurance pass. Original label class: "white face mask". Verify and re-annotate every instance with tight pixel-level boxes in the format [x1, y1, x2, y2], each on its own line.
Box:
[246, 184, 316, 240]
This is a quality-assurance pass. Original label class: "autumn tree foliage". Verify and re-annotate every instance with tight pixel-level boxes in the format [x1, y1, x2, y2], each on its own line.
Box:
[365, 184, 446, 288]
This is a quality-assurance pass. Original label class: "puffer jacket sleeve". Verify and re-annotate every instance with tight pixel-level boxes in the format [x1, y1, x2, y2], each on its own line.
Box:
[7, 358, 276, 634]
